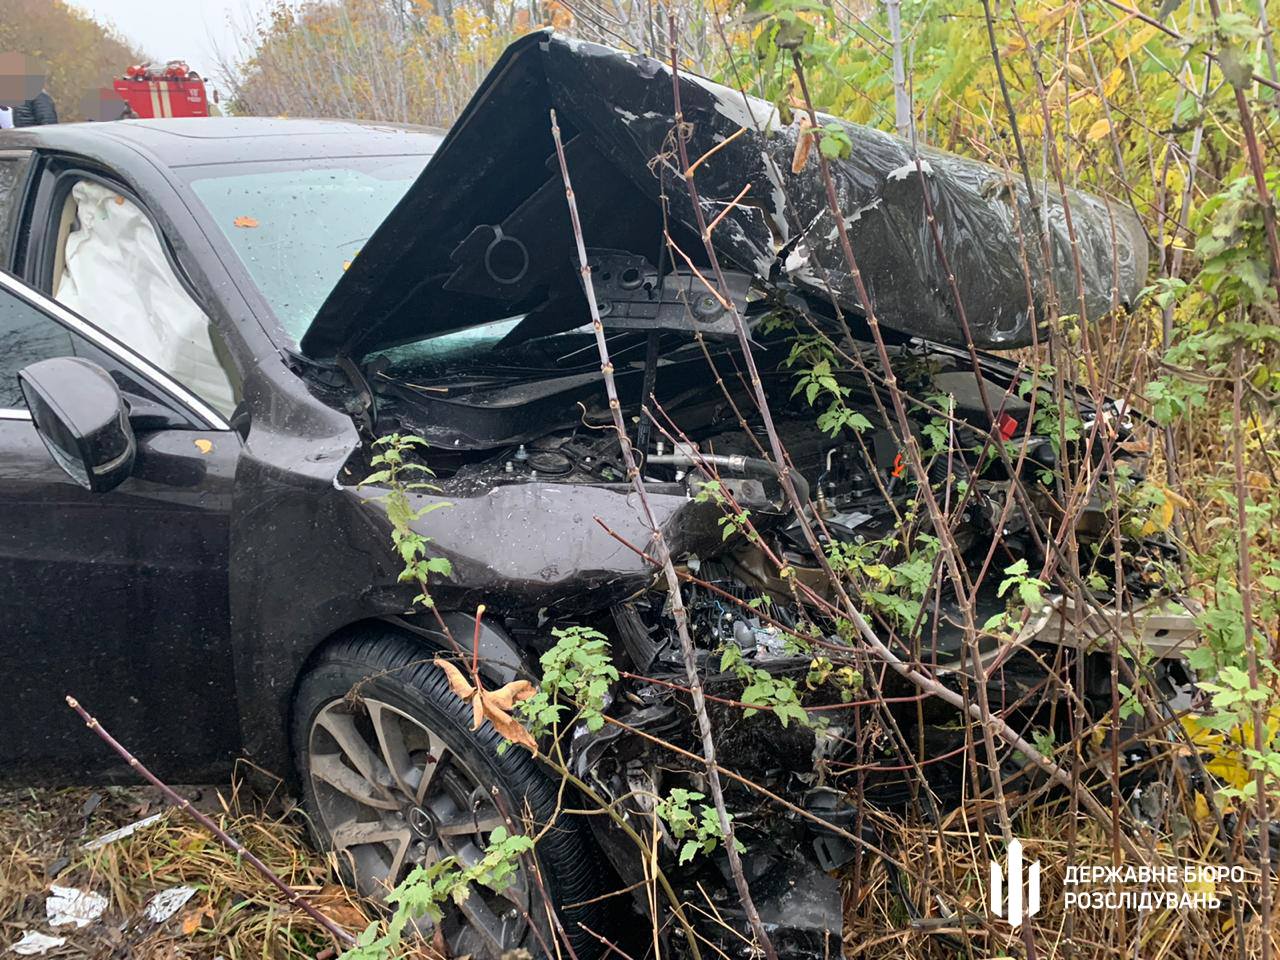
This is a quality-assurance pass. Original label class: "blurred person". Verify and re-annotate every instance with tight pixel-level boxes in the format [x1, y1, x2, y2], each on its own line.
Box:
[0, 52, 57, 126]
[80, 86, 129, 122]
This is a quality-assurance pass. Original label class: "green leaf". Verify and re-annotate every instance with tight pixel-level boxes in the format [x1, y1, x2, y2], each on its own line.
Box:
[774, 16, 813, 51]
[425, 557, 453, 576]
[818, 123, 852, 160]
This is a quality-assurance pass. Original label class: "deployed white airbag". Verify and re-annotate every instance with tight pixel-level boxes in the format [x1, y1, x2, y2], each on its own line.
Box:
[55, 181, 236, 417]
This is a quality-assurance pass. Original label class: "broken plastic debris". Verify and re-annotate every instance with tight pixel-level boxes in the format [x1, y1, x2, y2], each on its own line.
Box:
[83, 812, 164, 850]
[46, 885, 108, 927]
[9, 932, 67, 955]
[783, 244, 810, 275]
[885, 158, 934, 182]
[144, 886, 196, 924]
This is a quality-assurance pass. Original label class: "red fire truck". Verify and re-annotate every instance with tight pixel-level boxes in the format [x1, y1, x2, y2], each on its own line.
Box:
[112, 61, 210, 119]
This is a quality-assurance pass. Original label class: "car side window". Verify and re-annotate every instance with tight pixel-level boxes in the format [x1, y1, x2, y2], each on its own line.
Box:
[0, 153, 31, 264]
[0, 283, 73, 407]
[50, 179, 240, 418]
[0, 280, 179, 415]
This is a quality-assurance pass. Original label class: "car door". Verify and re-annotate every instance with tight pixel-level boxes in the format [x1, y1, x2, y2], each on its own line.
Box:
[0, 271, 242, 784]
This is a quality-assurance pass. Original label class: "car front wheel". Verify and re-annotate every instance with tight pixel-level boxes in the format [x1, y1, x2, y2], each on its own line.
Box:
[292, 628, 605, 958]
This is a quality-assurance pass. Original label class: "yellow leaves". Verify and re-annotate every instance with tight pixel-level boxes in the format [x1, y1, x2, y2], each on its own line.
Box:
[1102, 66, 1127, 100]
[1158, 144, 1187, 201]
[546, 0, 574, 30]
[1021, 111, 1046, 139]
[193, 438, 213, 454]
[1180, 705, 1280, 795]
[1116, 24, 1160, 65]
[1138, 483, 1191, 536]
[435, 658, 539, 755]
[1185, 870, 1217, 902]
[1193, 791, 1211, 823]
[1007, 2, 1069, 51]
[1090, 714, 1110, 752]
[232, 215, 259, 228]
[1086, 117, 1112, 142]
[1032, 2, 1073, 33]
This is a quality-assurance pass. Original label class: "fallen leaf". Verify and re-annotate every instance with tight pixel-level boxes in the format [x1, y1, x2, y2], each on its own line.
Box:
[436, 658, 475, 701]
[232, 216, 259, 228]
[791, 115, 813, 174]
[434, 659, 538, 754]
[485, 679, 536, 712]
[193, 438, 213, 455]
[309, 885, 371, 930]
[481, 693, 539, 755]
[180, 905, 209, 935]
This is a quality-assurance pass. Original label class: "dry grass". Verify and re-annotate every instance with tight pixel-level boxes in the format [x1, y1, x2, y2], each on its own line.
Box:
[0, 776, 374, 959]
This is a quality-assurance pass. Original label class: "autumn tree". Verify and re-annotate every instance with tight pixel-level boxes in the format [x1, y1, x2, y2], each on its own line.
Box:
[0, 0, 143, 122]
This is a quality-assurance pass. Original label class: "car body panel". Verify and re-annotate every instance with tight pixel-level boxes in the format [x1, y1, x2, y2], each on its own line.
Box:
[0, 270, 241, 782]
[0, 419, 241, 781]
[0, 119, 445, 782]
[303, 31, 1146, 359]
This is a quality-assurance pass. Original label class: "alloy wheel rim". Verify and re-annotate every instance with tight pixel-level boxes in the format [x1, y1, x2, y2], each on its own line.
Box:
[307, 696, 531, 955]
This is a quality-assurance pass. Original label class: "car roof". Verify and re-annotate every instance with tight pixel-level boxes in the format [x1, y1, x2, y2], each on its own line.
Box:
[0, 116, 445, 167]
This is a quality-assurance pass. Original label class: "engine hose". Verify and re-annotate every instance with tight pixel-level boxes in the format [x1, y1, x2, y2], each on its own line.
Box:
[645, 452, 811, 506]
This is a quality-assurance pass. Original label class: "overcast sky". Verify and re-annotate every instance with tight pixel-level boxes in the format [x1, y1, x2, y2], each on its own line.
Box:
[66, 0, 276, 90]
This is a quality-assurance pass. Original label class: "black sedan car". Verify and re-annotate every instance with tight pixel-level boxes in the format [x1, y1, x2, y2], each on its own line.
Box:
[0, 31, 1193, 959]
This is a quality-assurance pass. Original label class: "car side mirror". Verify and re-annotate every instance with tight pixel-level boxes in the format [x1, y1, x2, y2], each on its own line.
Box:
[18, 357, 136, 493]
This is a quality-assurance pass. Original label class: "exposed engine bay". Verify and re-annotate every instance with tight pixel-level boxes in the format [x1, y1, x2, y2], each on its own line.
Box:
[309, 314, 1197, 952]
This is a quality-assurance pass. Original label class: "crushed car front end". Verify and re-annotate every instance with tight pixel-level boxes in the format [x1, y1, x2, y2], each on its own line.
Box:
[268, 31, 1194, 956]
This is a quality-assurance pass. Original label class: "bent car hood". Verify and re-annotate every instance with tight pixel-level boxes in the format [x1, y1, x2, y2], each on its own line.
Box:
[301, 31, 1147, 359]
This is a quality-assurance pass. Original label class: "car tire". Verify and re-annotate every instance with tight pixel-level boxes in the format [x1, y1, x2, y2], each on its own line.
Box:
[292, 627, 606, 959]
